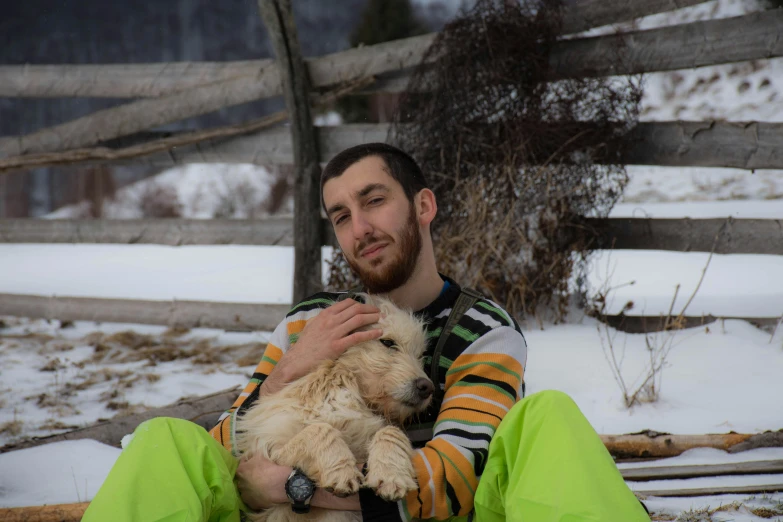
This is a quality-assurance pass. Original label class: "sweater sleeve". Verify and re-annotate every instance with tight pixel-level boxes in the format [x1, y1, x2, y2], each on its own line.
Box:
[209, 317, 292, 456]
[361, 325, 528, 521]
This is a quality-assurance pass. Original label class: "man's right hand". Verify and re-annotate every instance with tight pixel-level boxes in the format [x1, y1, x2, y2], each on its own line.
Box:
[260, 298, 383, 396]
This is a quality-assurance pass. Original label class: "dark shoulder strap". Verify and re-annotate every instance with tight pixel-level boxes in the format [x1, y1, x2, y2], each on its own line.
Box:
[336, 286, 365, 303]
[430, 287, 483, 403]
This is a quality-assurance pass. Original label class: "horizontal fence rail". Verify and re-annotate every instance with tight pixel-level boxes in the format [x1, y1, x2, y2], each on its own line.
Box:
[591, 217, 783, 255]
[87, 121, 783, 171]
[2, 217, 781, 255]
[0, 217, 336, 247]
[1, 9, 779, 160]
[0, 293, 778, 334]
[0, 294, 290, 332]
[0, 0, 713, 99]
[620, 459, 783, 482]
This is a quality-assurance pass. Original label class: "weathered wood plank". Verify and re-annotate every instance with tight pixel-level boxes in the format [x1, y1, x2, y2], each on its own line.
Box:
[0, 502, 89, 522]
[2, 10, 779, 158]
[258, 0, 324, 302]
[0, 35, 430, 158]
[87, 121, 783, 171]
[0, 217, 302, 246]
[550, 9, 783, 79]
[0, 387, 239, 454]
[633, 483, 783, 497]
[1, 291, 775, 334]
[0, 0, 712, 98]
[0, 294, 290, 332]
[2, 217, 779, 256]
[592, 217, 783, 255]
[620, 459, 783, 481]
[600, 314, 782, 335]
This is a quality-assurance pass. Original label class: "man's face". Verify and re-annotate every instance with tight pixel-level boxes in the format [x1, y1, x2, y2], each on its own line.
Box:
[323, 156, 422, 294]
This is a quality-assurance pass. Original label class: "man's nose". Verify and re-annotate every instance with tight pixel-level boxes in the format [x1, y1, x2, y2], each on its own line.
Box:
[352, 213, 373, 239]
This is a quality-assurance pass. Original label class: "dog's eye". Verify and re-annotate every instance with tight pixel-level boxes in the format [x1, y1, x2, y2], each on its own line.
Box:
[379, 338, 398, 350]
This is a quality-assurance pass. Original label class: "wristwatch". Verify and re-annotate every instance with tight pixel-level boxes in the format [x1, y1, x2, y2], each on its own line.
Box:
[285, 468, 315, 514]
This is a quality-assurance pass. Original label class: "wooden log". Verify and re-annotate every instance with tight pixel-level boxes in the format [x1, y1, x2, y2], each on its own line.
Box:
[551, 10, 783, 78]
[591, 217, 783, 256]
[0, 217, 337, 246]
[600, 314, 782, 335]
[2, 216, 778, 256]
[0, 35, 431, 158]
[0, 502, 90, 522]
[0, 387, 239, 454]
[359, 9, 783, 91]
[0, 77, 373, 175]
[620, 459, 783, 481]
[0, 0, 711, 98]
[600, 431, 754, 460]
[3, 9, 778, 158]
[75, 121, 783, 171]
[258, 0, 324, 302]
[633, 483, 783, 497]
[0, 294, 290, 332]
[728, 429, 783, 454]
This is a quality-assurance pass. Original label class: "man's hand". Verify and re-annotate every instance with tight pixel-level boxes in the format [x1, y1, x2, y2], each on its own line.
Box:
[235, 454, 291, 510]
[261, 298, 383, 396]
[236, 453, 362, 512]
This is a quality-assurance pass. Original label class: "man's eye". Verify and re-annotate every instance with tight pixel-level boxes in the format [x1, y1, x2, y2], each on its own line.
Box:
[368, 197, 383, 205]
[334, 215, 347, 225]
[380, 338, 398, 350]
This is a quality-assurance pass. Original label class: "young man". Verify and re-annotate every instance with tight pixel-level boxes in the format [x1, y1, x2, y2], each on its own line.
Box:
[83, 143, 650, 522]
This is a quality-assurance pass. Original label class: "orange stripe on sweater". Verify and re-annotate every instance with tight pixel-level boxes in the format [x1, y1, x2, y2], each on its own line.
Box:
[440, 396, 509, 420]
[287, 319, 307, 336]
[253, 343, 283, 376]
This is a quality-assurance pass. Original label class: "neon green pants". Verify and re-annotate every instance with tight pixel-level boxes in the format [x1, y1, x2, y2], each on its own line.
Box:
[82, 390, 649, 522]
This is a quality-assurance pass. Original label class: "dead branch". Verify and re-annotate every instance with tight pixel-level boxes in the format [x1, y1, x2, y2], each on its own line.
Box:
[601, 430, 756, 460]
[0, 502, 90, 522]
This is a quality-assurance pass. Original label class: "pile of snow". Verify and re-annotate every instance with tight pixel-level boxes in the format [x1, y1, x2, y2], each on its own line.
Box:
[46, 163, 291, 220]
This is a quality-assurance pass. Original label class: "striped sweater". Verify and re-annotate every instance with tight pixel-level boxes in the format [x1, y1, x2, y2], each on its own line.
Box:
[209, 276, 528, 521]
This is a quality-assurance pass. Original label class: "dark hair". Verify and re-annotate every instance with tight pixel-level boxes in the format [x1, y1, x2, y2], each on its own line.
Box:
[320, 143, 429, 210]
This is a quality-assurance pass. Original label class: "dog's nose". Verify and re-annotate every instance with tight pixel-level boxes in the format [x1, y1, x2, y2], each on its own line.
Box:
[415, 378, 434, 399]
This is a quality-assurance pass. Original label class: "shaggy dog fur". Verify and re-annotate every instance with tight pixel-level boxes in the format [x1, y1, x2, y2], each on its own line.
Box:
[236, 295, 433, 522]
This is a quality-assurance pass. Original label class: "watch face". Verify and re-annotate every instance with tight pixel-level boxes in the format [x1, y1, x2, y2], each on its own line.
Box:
[289, 474, 313, 501]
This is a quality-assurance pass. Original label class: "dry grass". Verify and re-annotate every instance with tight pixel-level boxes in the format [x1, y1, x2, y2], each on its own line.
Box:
[0, 419, 23, 437]
[136, 181, 183, 218]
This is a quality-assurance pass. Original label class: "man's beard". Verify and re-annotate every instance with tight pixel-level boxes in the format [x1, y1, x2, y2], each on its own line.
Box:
[345, 204, 422, 294]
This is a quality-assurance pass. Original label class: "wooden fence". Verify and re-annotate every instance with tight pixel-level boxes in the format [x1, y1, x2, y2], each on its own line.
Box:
[1, 0, 782, 333]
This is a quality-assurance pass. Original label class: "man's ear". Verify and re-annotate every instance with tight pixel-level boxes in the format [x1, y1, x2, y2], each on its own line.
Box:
[416, 189, 437, 227]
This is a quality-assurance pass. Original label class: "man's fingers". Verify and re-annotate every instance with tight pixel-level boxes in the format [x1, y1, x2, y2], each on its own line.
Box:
[336, 328, 384, 352]
[327, 298, 360, 315]
[333, 302, 381, 324]
[337, 312, 381, 338]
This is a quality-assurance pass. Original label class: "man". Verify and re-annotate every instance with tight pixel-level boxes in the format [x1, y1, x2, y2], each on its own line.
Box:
[83, 143, 650, 522]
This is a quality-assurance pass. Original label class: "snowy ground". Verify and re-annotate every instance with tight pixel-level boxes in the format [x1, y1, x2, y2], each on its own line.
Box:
[2, 0, 783, 518]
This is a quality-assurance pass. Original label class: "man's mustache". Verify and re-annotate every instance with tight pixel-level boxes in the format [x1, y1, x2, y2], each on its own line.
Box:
[355, 236, 389, 256]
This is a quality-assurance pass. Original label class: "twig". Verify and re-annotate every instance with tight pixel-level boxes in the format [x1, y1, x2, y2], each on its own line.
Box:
[0, 76, 374, 174]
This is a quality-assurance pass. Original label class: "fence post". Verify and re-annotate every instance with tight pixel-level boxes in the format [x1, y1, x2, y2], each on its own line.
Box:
[258, 0, 324, 303]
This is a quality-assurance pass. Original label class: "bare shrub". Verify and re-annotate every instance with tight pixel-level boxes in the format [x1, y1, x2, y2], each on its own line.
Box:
[590, 248, 714, 408]
[137, 181, 182, 218]
[213, 177, 262, 219]
[327, 0, 641, 321]
[263, 165, 292, 215]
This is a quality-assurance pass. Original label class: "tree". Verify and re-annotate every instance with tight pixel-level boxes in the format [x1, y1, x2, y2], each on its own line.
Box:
[336, 0, 428, 123]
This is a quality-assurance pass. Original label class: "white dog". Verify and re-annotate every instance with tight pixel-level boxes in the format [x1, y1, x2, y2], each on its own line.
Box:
[236, 295, 434, 522]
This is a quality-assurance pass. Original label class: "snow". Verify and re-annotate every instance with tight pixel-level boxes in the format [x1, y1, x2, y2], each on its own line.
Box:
[0, 440, 119, 507]
[2, 1, 783, 518]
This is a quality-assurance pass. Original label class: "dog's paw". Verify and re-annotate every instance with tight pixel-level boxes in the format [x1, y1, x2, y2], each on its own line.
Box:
[320, 464, 364, 498]
[364, 468, 417, 501]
